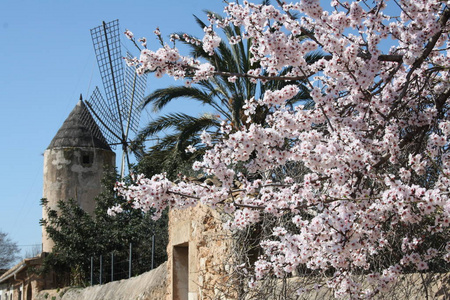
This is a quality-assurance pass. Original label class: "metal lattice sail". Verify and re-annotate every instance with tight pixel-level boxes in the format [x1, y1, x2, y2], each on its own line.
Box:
[86, 19, 148, 177]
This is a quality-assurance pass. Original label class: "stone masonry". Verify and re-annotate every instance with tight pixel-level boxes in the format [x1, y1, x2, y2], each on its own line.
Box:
[166, 203, 234, 300]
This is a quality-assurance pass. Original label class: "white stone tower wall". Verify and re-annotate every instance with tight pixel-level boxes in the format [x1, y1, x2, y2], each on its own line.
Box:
[42, 147, 115, 253]
[41, 99, 116, 253]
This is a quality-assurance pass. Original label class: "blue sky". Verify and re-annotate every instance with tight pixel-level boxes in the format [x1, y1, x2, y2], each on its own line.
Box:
[0, 0, 226, 262]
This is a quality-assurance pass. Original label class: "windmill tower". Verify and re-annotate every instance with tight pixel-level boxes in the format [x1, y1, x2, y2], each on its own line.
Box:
[42, 98, 116, 253]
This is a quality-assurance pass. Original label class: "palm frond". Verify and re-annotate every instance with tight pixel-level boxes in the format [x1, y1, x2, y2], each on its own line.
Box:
[136, 113, 197, 140]
[176, 114, 220, 150]
[305, 50, 325, 64]
[143, 86, 217, 112]
[194, 14, 208, 30]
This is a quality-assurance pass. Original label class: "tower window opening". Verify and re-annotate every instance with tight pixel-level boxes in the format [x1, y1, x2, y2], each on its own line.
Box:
[82, 153, 93, 165]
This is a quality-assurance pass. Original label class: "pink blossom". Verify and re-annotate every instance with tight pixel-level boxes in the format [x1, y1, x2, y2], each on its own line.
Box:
[115, 0, 450, 297]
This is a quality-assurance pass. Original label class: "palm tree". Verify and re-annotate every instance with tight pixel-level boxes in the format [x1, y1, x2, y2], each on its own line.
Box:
[133, 11, 319, 179]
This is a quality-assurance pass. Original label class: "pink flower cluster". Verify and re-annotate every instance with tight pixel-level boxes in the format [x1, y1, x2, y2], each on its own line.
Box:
[117, 1, 450, 298]
[202, 25, 221, 55]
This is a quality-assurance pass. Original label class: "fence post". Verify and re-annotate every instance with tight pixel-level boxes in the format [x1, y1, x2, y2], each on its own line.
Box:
[111, 252, 114, 282]
[129, 243, 132, 278]
[100, 255, 103, 285]
[90, 257, 93, 286]
[151, 234, 155, 270]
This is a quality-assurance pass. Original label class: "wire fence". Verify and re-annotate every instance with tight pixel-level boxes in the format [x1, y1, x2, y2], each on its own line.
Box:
[89, 237, 156, 286]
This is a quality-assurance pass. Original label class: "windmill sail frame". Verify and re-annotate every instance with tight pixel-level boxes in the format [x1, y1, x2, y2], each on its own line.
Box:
[88, 19, 148, 177]
[85, 87, 122, 146]
[90, 20, 125, 143]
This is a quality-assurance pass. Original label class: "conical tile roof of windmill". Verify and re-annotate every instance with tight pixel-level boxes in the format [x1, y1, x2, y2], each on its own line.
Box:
[47, 99, 111, 150]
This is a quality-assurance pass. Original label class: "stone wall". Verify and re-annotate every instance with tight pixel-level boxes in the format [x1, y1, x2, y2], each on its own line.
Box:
[166, 203, 450, 300]
[34, 262, 167, 300]
[167, 204, 234, 300]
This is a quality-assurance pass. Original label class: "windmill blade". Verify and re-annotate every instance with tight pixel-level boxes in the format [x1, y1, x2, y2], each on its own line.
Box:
[86, 86, 122, 147]
[123, 52, 148, 138]
[90, 19, 126, 142]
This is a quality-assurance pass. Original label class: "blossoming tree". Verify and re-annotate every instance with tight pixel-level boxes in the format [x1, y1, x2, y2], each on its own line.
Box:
[113, 0, 450, 298]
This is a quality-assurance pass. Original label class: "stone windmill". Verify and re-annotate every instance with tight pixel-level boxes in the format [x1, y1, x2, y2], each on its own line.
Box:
[41, 19, 147, 252]
[42, 98, 116, 253]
